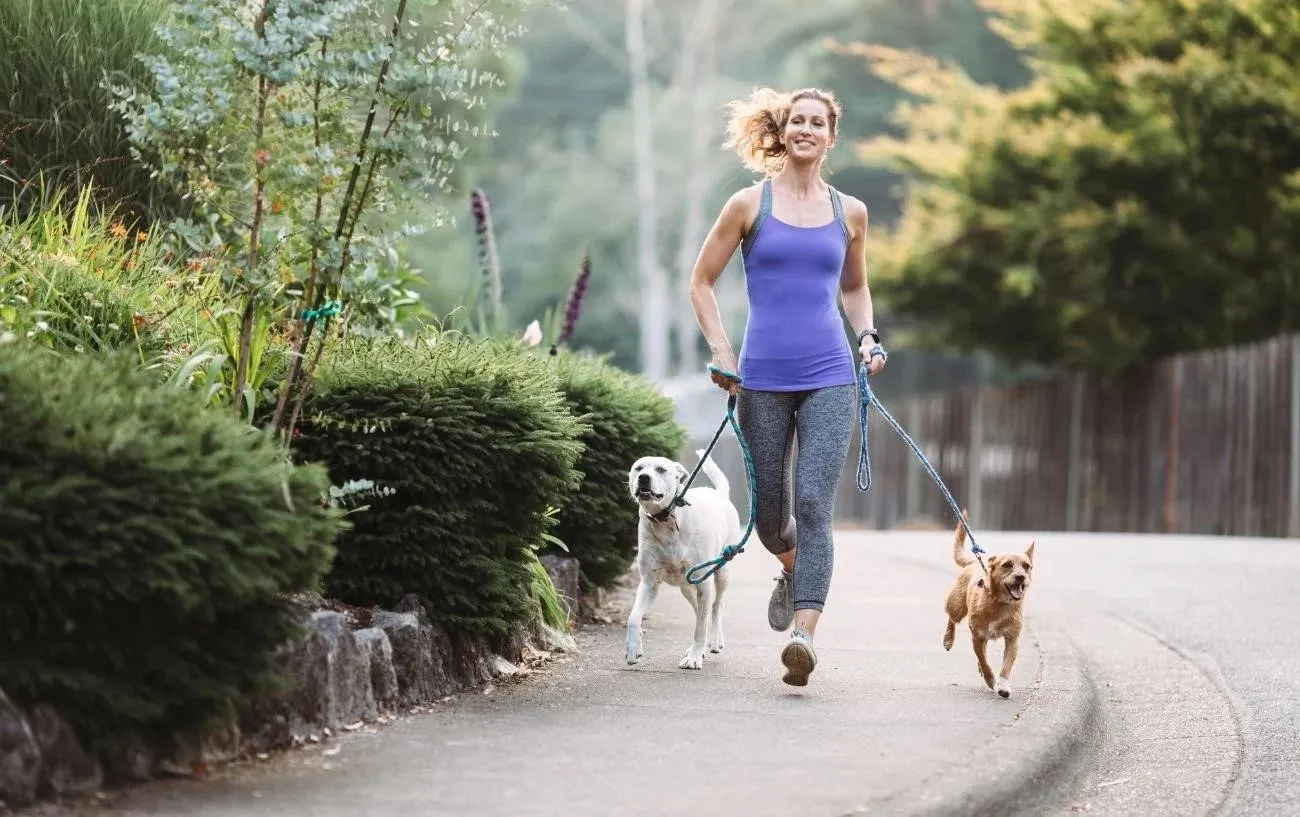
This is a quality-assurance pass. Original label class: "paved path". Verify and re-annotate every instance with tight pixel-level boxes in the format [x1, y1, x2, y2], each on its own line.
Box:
[34, 528, 1298, 816]
[64, 531, 1075, 817]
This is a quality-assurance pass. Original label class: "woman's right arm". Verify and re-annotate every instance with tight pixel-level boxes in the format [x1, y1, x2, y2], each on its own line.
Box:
[688, 189, 754, 392]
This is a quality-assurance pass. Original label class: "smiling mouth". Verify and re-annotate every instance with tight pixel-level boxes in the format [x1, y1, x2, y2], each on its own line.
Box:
[793, 139, 815, 149]
[636, 489, 664, 501]
[1008, 585, 1025, 600]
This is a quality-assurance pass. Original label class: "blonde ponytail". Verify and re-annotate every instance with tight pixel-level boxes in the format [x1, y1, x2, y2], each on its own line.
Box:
[722, 86, 843, 176]
[723, 87, 789, 176]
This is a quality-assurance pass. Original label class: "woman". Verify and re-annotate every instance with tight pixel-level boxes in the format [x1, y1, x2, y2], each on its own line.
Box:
[687, 86, 886, 687]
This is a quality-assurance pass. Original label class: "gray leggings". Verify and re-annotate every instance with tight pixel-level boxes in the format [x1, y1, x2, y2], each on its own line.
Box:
[737, 384, 856, 612]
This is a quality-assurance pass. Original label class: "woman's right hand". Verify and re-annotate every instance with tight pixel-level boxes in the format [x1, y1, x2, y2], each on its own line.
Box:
[708, 350, 741, 395]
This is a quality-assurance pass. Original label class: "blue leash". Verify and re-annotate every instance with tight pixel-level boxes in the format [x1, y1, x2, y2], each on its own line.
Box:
[684, 366, 758, 585]
[855, 364, 987, 570]
[685, 360, 985, 585]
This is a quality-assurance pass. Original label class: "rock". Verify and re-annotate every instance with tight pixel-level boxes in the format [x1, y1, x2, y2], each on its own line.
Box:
[284, 612, 376, 738]
[393, 593, 425, 617]
[99, 733, 154, 784]
[370, 610, 459, 705]
[0, 690, 40, 807]
[158, 719, 241, 778]
[354, 628, 399, 714]
[453, 635, 506, 688]
[500, 623, 534, 663]
[539, 554, 581, 624]
[27, 704, 101, 797]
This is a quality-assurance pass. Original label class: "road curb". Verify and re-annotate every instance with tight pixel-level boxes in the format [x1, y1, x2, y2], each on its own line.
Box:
[870, 611, 1101, 817]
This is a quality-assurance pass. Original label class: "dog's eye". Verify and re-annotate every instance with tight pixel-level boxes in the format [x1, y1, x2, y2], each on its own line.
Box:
[655, 466, 666, 474]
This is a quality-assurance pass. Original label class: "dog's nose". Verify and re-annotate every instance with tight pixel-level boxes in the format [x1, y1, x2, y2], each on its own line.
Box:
[636, 473, 650, 485]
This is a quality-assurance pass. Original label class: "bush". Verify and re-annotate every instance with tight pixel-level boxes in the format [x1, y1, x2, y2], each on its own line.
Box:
[548, 350, 686, 590]
[0, 0, 187, 223]
[293, 333, 587, 638]
[0, 344, 343, 745]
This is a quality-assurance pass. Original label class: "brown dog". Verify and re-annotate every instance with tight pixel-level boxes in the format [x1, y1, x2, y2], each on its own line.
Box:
[942, 511, 1035, 699]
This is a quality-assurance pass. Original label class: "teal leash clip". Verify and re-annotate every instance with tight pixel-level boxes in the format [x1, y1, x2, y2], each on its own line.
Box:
[301, 299, 342, 321]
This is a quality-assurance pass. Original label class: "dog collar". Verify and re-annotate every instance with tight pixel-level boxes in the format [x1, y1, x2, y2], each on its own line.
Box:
[647, 495, 690, 523]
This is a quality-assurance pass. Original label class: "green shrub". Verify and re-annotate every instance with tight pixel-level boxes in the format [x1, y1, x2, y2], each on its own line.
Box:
[548, 350, 686, 590]
[0, 0, 186, 223]
[0, 343, 344, 745]
[294, 332, 587, 638]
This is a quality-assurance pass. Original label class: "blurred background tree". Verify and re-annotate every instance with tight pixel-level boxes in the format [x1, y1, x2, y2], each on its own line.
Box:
[858, 0, 1300, 377]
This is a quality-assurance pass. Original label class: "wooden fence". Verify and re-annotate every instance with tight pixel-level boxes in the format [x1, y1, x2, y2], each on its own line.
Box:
[686, 334, 1300, 537]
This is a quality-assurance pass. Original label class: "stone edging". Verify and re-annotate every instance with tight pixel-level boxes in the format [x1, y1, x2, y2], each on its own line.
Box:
[0, 555, 587, 812]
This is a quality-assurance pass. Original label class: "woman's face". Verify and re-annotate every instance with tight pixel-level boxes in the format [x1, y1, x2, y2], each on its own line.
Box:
[783, 97, 835, 163]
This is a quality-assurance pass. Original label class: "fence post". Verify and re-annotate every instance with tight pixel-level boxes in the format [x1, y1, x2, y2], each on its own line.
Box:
[904, 398, 922, 522]
[1244, 349, 1257, 536]
[1290, 335, 1300, 538]
[968, 385, 984, 524]
[1065, 373, 1085, 531]
[1164, 358, 1182, 534]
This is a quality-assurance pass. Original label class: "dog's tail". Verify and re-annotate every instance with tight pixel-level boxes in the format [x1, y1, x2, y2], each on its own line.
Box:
[952, 508, 974, 567]
[694, 448, 730, 497]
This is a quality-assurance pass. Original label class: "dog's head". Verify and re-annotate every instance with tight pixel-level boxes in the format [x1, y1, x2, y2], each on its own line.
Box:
[627, 456, 689, 513]
[986, 542, 1035, 602]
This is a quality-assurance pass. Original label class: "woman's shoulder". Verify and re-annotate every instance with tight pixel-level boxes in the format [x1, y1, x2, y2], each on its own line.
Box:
[832, 187, 869, 229]
[717, 182, 765, 228]
[832, 187, 868, 217]
[726, 182, 764, 211]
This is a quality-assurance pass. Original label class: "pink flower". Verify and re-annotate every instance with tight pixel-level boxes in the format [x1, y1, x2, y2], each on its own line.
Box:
[522, 319, 543, 346]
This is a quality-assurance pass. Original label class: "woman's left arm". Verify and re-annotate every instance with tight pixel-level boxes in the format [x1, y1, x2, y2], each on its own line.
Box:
[839, 196, 886, 374]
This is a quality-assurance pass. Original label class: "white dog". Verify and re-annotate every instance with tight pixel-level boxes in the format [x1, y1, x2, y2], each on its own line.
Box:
[625, 448, 740, 670]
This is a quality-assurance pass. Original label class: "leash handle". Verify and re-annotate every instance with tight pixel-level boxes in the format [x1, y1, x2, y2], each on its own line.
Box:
[855, 364, 987, 566]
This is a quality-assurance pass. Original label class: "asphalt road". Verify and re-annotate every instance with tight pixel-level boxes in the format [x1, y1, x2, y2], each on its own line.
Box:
[19, 528, 1295, 817]
[889, 527, 1297, 816]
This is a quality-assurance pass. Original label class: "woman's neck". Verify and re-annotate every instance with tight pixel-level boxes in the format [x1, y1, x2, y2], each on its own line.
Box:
[773, 161, 825, 200]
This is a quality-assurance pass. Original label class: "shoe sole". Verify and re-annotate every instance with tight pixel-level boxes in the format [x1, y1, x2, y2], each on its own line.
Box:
[781, 640, 815, 686]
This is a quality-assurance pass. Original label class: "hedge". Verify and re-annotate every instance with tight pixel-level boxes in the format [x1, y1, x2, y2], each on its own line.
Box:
[0, 344, 343, 745]
[293, 334, 587, 638]
[548, 350, 686, 589]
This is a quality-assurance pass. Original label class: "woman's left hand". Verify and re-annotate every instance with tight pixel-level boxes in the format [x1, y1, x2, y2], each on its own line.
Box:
[860, 339, 887, 375]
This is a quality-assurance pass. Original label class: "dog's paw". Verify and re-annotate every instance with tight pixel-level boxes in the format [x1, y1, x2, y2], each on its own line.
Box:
[707, 628, 725, 653]
[679, 647, 705, 670]
[942, 632, 954, 651]
[995, 677, 1012, 698]
[626, 632, 644, 665]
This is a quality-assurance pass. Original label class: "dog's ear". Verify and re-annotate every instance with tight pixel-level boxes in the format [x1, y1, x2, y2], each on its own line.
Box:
[675, 462, 690, 486]
[1024, 541, 1036, 564]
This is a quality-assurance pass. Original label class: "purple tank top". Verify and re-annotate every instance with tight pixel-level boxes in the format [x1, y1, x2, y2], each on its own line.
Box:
[737, 179, 857, 391]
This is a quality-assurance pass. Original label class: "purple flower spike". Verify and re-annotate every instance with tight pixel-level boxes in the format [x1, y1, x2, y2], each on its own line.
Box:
[470, 188, 502, 311]
[559, 249, 591, 346]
